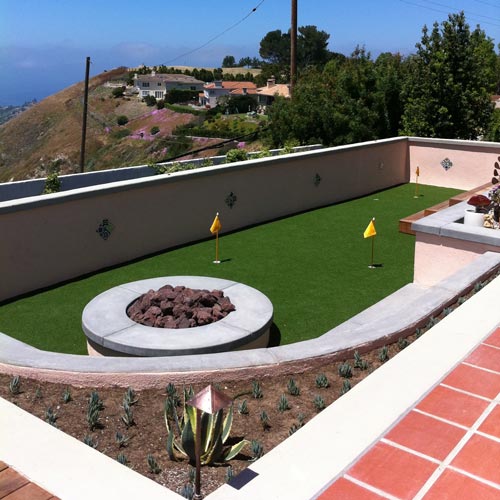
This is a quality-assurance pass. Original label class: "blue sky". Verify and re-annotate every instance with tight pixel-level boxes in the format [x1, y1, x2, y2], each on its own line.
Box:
[1, 0, 500, 105]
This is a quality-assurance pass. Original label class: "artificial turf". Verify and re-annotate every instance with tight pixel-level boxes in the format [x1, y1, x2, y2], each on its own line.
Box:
[0, 183, 463, 354]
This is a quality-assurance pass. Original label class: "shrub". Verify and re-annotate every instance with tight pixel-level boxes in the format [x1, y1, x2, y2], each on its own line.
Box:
[43, 172, 61, 194]
[116, 115, 129, 126]
[143, 95, 157, 106]
[112, 86, 125, 98]
[156, 99, 165, 110]
[111, 128, 130, 139]
[226, 148, 248, 163]
[150, 126, 160, 135]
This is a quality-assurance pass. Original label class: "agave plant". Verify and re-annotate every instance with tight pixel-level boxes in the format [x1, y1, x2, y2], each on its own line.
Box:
[164, 398, 248, 465]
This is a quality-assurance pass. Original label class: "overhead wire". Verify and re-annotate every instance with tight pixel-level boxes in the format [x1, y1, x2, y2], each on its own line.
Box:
[398, 0, 500, 27]
[163, 0, 266, 65]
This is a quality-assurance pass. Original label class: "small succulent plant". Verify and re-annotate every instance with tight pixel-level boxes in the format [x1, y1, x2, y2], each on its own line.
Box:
[287, 378, 300, 396]
[250, 440, 264, 460]
[147, 454, 161, 474]
[338, 361, 353, 378]
[238, 399, 249, 415]
[252, 380, 263, 399]
[315, 373, 329, 388]
[62, 388, 72, 403]
[314, 394, 326, 412]
[9, 376, 21, 395]
[115, 431, 130, 448]
[82, 435, 97, 448]
[378, 346, 389, 363]
[340, 379, 352, 395]
[260, 410, 270, 430]
[277, 394, 290, 412]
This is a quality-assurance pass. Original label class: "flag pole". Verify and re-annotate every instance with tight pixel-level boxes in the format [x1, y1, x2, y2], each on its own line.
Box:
[214, 231, 220, 264]
[370, 236, 375, 268]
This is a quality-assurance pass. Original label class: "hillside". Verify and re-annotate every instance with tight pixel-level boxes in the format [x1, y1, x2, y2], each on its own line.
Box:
[0, 68, 226, 182]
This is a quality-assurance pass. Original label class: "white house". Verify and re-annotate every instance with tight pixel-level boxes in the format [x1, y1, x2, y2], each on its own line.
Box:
[133, 72, 204, 100]
[199, 81, 257, 108]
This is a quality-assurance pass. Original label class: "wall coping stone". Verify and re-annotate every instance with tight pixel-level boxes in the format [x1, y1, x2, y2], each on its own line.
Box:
[412, 200, 500, 247]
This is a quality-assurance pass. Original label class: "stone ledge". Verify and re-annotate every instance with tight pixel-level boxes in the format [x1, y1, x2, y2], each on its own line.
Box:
[0, 253, 499, 387]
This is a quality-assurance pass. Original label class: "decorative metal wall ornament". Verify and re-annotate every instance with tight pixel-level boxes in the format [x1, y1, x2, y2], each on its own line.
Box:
[313, 173, 322, 186]
[441, 158, 453, 171]
[225, 192, 237, 209]
[96, 219, 115, 240]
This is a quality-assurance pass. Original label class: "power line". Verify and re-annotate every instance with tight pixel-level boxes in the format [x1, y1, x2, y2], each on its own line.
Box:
[472, 0, 500, 9]
[398, 0, 500, 27]
[420, 0, 500, 22]
[163, 1, 266, 66]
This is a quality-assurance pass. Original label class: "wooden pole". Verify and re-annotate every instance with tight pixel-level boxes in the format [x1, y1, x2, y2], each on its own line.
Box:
[79, 56, 90, 173]
[290, 0, 297, 97]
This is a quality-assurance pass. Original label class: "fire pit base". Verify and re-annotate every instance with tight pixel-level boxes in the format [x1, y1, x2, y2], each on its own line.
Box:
[82, 276, 273, 357]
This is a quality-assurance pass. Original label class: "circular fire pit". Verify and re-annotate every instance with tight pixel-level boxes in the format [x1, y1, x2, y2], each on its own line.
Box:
[82, 276, 273, 357]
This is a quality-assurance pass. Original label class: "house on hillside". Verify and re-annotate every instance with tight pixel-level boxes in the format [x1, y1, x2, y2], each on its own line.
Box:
[133, 72, 204, 100]
[256, 78, 291, 107]
[199, 81, 257, 108]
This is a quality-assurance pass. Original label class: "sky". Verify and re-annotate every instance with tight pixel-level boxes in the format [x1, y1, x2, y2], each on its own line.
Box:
[1, 0, 500, 105]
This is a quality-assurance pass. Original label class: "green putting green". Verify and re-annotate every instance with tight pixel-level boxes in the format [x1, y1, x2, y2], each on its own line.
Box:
[0, 183, 462, 354]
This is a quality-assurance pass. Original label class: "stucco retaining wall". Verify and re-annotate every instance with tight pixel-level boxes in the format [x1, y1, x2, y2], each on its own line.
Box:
[0, 138, 408, 302]
[408, 137, 500, 190]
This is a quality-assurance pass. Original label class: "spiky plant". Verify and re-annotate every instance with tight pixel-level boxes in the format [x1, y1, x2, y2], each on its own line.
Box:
[457, 296, 467, 305]
[9, 376, 21, 395]
[340, 379, 352, 395]
[225, 465, 233, 483]
[62, 388, 72, 403]
[287, 378, 300, 396]
[82, 435, 97, 448]
[426, 316, 439, 329]
[250, 440, 264, 461]
[123, 387, 138, 406]
[178, 483, 194, 500]
[442, 307, 453, 317]
[315, 373, 329, 388]
[115, 431, 130, 448]
[338, 362, 353, 378]
[238, 399, 249, 415]
[183, 385, 194, 401]
[378, 346, 389, 362]
[45, 407, 58, 427]
[260, 410, 270, 431]
[117, 453, 129, 466]
[166, 383, 180, 407]
[165, 398, 248, 465]
[474, 281, 484, 293]
[121, 402, 135, 428]
[87, 399, 101, 431]
[397, 337, 409, 350]
[314, 395, 326, 412]
[354, 351, 369, 370]
[277, 394, 290, 412]
[89, 390, 104, 411]
[415, 327, 423, 338]
[252, 380, 263, 399]
[147, 454, 161, 474]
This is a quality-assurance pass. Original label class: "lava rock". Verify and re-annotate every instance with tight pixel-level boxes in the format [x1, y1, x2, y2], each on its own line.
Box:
[127, 285, 236, 329]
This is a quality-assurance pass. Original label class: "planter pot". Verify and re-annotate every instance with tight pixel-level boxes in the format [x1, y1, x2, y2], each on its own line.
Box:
[464, 210, 485, 227]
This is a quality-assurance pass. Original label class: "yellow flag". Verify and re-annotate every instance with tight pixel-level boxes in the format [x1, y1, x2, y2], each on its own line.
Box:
[416, 166, 420, 177]
[210, 213, 221, 234]
[363, 218, 376, 239]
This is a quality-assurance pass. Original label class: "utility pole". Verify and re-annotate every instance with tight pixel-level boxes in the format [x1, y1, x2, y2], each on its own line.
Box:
[290, 0, 297, 97]
[79, 56, 90, 173]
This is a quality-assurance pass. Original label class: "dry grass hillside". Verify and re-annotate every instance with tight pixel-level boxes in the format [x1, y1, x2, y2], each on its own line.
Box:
[0, 68, 228, 182]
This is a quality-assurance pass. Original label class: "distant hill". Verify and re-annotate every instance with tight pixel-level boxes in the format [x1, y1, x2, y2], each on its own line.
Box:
[0, 67, 227, 182]
[0, 101, 36, 126]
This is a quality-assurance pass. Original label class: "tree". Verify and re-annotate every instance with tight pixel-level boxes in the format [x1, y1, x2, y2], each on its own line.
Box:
[401, 12, 497, 139]
[297, 25, 330, 68]
[259, 30, 291, 65]
[222, 55, 236, 68]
